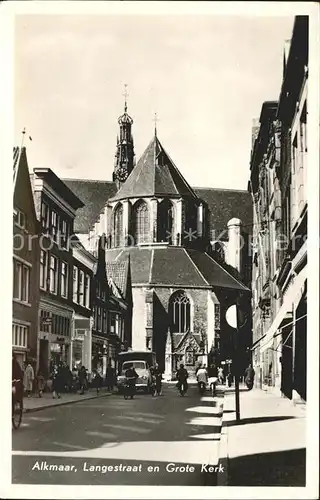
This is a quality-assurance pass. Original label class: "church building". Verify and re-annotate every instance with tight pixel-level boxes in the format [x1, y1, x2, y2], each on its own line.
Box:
[64, 97, 253, 379]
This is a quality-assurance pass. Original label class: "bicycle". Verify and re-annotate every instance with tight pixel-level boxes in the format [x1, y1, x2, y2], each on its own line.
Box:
[12, 379, 23, 430]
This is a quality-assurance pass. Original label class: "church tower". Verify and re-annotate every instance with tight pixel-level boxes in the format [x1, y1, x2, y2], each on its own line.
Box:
[113, 85, 135, 190]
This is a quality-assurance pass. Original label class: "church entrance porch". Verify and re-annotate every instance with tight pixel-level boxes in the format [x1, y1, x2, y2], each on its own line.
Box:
[165, 330, 206, 380]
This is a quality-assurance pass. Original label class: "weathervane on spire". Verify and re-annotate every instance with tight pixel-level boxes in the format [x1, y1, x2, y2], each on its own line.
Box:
[20, 127, 32, 149]
[20, 127, 26, 148]
[153, 112, 159, 137]
[123, 84, 129, 113]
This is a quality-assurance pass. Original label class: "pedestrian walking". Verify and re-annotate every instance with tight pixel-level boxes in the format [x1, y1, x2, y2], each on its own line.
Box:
[151, 363, 163, 396]
[196, 364, 208, 394]
[51, 364, 61, 399]
[176, 363, 189, 396]
[244, 363, 255, 390]
[227, 372, 233, 387]
[218, 366, 224, 385]
[36, 369, 45, 397]
[93, 369, 103, 396]
[23, 360, 34, 397]
[106, 362, 115, 392]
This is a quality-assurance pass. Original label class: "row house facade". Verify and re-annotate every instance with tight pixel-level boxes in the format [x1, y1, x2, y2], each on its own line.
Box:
[13, 147, 40, 368]
[30, 168, 85, 378]
[249, 16, 308, 402]
[28, 168, 132, 380]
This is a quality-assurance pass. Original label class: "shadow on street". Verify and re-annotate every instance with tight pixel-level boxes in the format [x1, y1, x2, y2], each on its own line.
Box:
[228, 447, 306, 486]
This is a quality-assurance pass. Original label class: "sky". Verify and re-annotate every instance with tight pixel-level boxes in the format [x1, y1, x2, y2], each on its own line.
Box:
[14, 14, 294, 190]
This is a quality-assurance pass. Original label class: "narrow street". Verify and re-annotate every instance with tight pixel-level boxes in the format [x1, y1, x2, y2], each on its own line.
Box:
[12, 384, 223, 485]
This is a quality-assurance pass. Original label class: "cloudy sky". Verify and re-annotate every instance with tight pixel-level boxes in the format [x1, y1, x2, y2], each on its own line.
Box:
[14, 13, 294, 190]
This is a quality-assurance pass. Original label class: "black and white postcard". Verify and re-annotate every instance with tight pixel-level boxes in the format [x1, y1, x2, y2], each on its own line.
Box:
[0, 1, 319, 499]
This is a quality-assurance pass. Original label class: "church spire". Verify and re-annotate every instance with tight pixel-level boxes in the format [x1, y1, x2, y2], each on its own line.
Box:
[113, 85, 135, 189]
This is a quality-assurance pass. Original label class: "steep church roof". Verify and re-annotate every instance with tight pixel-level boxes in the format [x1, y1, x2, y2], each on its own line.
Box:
[63, 178, 252, 235]
[108, 135, 198, 202]
[105, 246, 249, 291]
[63, 179, 117, 233]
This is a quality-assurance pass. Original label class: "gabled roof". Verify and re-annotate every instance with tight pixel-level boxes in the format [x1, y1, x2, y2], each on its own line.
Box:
[105, 246, 249, 291]
[109, 135, 198, 202]
[106, 259, 130, 298]
[63, 179, 117, 233]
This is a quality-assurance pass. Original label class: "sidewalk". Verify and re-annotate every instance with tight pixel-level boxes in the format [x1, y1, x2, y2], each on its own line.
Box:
[218, 386, 306, 486]
[23, 387, 112, 413]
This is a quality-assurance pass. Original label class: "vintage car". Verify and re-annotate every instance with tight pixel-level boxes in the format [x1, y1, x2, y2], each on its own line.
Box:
[117, 360, 153, 393]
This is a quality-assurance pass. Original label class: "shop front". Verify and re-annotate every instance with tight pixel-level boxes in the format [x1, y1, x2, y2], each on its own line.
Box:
[71, 316, 92, 374]
[92, 335, 109, 379]
[38, 302, 73, 378]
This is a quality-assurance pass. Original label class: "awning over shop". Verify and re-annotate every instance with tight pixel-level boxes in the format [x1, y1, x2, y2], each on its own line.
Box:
[260, 268, 307, 354]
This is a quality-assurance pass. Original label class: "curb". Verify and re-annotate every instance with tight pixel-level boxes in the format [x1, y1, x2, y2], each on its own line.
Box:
[217, 389, 230, 486]
[24, 392, 113, 413]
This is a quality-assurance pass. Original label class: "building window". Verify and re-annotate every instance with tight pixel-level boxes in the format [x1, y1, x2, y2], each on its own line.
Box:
[15, 209, 26, 229]
[41, 202, 50, 231]
[51, 210, 58, 241]
[109, 313, 116, 334]
[97, 307, 102, 331]
[49, 255, 58, 294]
[133, 200, 149, 245]
[169, 291, 191, 333]
[40, 251, 47, 290]
[79, 270, 84, 306]
[73, 266, 78, 303]
[84, 274, 90, 308]
[114, 204, 123, 247]
[13, 259, 30, 303]
[59, 219, 69, 248]
[102, 309, 107, 332]
[60, 262, 68, 298]
[12, 323, 28, 348]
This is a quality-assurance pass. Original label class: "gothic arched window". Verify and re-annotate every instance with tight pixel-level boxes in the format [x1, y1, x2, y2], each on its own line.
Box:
[133, 200, 149, 245]
[184, 201, 197, 244]
[157, 199, 174, 243]
[114, 204, 123, 247]
[169, 291, 191, 333]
